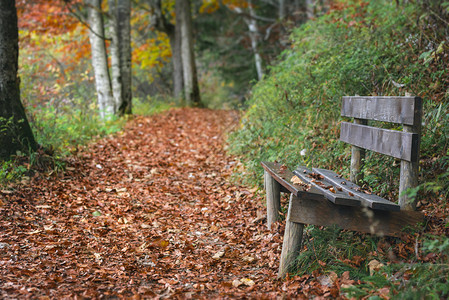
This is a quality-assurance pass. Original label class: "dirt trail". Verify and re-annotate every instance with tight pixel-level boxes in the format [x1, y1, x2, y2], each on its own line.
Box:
[0, 108, 329, 299]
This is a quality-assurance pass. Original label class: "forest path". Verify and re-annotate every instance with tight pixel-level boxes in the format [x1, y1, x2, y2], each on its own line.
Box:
[0, 108, 327, 298]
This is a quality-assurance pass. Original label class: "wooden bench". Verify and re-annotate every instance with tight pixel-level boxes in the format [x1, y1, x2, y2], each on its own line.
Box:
[261, 96, 425, 278]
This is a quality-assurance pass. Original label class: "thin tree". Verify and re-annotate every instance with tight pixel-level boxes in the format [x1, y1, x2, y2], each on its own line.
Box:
[0, 0, 37, 160]
[149, 0, 183, 99]
[108, 0, 132, 115]
[117, 0, 132, 114]
[86, 0, 115, 119]
[176, 0, 201, 106]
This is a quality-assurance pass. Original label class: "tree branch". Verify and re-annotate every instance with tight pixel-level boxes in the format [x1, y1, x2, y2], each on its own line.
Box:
[63, 0, 112, 41]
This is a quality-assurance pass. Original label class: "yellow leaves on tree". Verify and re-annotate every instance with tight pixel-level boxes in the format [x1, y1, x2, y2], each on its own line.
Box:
[200, 0, 250, 14]
[132, 32, 171, 77]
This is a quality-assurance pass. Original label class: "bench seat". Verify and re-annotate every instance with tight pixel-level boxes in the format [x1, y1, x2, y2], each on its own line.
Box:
[262, 161, 423, 235]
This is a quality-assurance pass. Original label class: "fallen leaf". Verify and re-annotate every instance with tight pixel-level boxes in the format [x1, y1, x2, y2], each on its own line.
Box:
[242, 256, 255, 263]
[368, 259, 384, 276]
[240, 278, 255, 287]
[232, 279, 242, 287]
[212, 250, 226, 260]
[291, 176, 303, 185]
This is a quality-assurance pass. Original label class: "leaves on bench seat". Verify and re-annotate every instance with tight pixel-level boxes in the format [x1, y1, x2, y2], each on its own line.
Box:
[294, 166, 362, 207]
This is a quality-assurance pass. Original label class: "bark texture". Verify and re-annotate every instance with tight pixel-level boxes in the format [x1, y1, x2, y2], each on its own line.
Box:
[172, 21, 184, 99]
[86, 0, 115, 119]
[108, 0, 122, 114]
[234, 2, 264, 81]
[0, 0, 37, 160]
[117, 0, 132, 115]
[176, 0, 201, 106]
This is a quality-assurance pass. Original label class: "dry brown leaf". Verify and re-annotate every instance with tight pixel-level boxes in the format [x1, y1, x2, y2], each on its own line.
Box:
[212, 250, 225, 260]
[240, 278, 255, 287]
[291, 175, 303, 185]
[368, 259, 384, 276]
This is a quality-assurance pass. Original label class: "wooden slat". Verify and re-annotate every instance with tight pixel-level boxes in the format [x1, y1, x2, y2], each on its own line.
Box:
[340, 122, 419, 162]
[341, 96, 421, 125]
[278, 194, 304, 279]
[350, 118, 367, 183]
[261, 162, 323, 201]
[313, 168, 400, 211]
[293, 166, 361, 207]
[264, 170, 281, 229]
[288, 195, 424, 237]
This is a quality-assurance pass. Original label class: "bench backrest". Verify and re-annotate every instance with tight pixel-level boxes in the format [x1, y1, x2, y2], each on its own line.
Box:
[340, 96, 423, 210]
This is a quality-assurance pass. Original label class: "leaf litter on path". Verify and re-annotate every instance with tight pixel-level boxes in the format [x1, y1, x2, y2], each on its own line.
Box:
[0, 108, 339, 298]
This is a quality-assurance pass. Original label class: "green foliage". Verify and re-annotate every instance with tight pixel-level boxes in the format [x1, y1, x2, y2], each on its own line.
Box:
[0, 160, 28, 184]
[228, 0, 449, 201]
[294, 226, 379, 277]
[199, 68, 242, 109]
[0, 98, 126, 185]
[293, 227, 449, 299]
[132, 96, 173, 116]
[29, 101, 126, 158]
[344, 235, 449, 299]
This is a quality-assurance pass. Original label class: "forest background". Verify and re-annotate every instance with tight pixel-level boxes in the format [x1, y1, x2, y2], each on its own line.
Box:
[0, 0, 448, 297]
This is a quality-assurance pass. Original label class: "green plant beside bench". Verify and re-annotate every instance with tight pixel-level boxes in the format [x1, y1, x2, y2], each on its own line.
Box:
[261, 96, 425, 278]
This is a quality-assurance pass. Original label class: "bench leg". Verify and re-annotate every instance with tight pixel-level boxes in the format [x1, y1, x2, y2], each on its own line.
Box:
[264, 170, 281, 230]
[278, 194, 304, 278]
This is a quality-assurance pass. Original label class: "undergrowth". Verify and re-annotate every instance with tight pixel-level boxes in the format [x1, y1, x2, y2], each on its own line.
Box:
[0, 97, 172, 186]
[294, 226, 449, 298]
[228, 0, 449, 297]
[228, 0, 448, 202]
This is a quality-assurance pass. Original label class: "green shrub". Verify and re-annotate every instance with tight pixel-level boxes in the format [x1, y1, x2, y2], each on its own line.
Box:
[228, 0, 449, 202]
[343, 234, 449, 299]
[132, 96, 173, 116]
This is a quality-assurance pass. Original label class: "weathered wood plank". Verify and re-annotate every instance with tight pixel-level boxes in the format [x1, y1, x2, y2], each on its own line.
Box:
[341, 96, 421, 125]
[340, 122, 419, 161]
[350, 118, 367, 183]
[313, 168, 400, 211]
[264, 170, 281, 230]
[261, 162, 323, 201]
[399, 97, 422, 210]
[288, 196, 424, 237]
[293, 166, 361, 207]
[278, 194, 304, 279]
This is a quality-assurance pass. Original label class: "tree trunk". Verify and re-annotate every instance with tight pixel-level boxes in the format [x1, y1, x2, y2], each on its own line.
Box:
[86, 0, 115, 120]
[176, 0, 201, 107]
[305, 0, 314, 19]
[234, 1, 263, 81]
[0, 0, 37, 160]
[117, 0, 132, 115]
[108, 0, 121, 114]
[279, 0, 286, 19]
[172, 25, 184, 99]
[150, 0, 183, 98]
[248, 1, 263, 81]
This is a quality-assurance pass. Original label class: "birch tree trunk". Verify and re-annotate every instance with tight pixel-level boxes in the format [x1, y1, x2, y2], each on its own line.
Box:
[107, 0, 121, 114]
[86, 0, 115, 120]
[306, 0, 314, 19]
[279, 0, 286, 19]
[176, 0, 201, 107]
[248, 2, 263, 81]
[117, 0, 132, 115]
[0, 0, 37, 160]
[235, 1, 263, 81]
